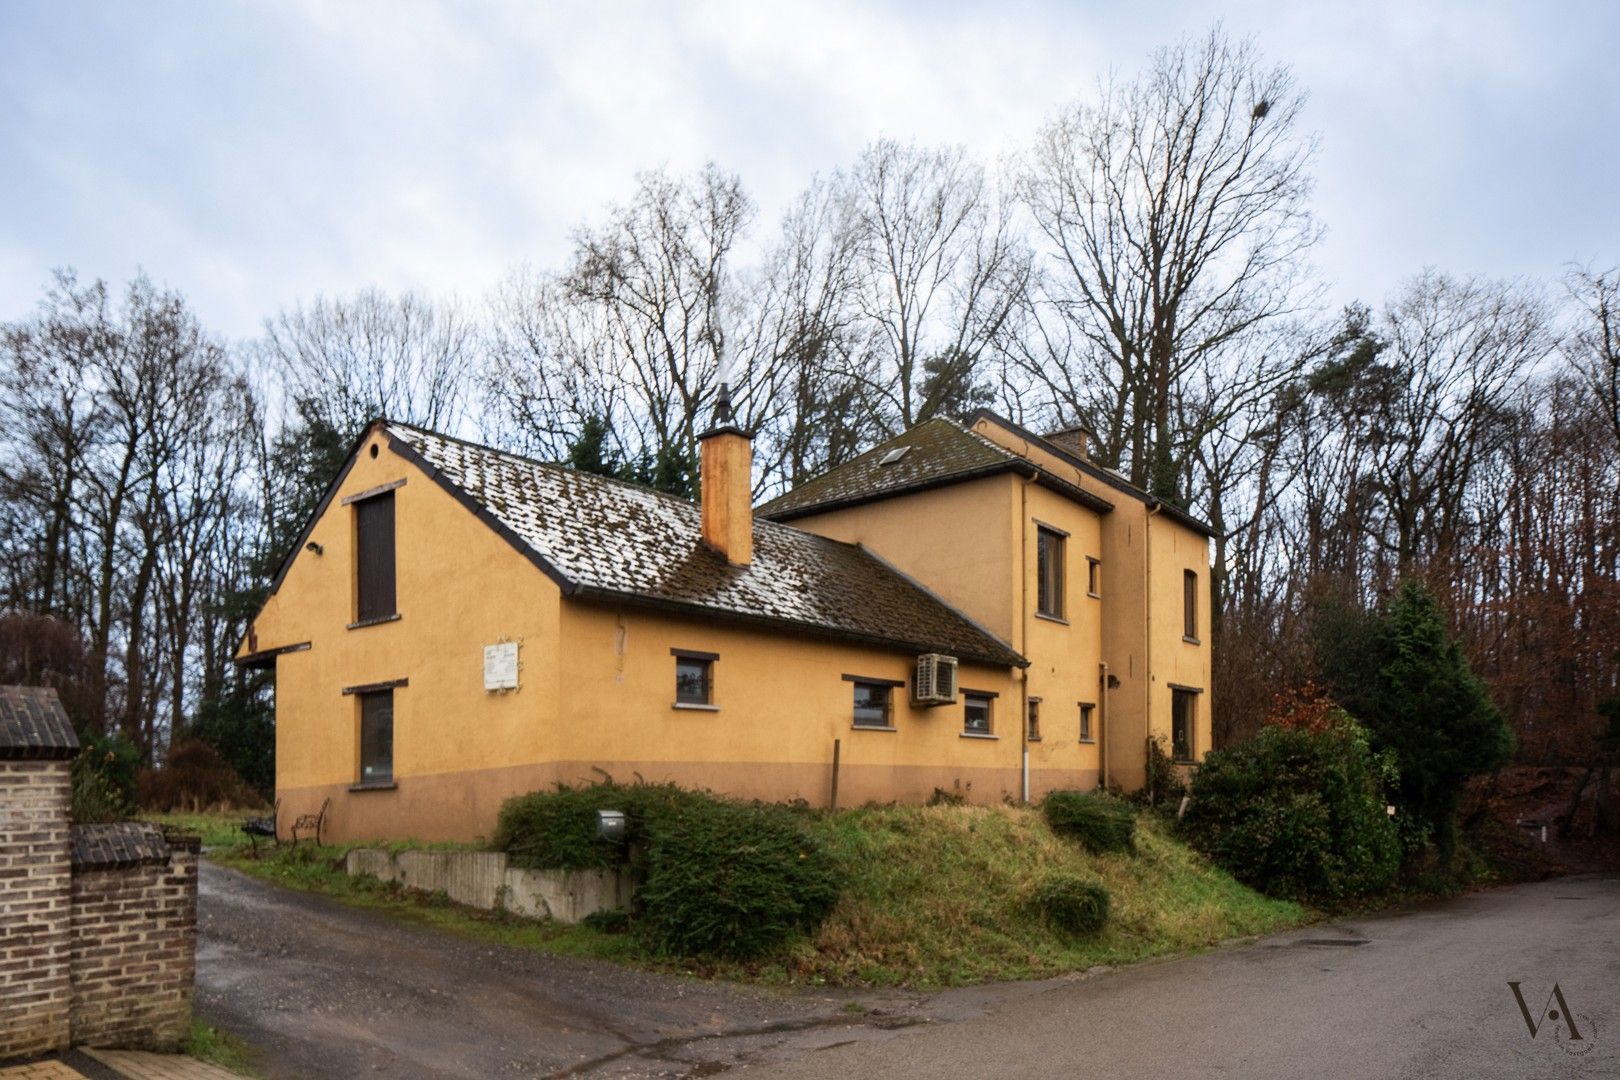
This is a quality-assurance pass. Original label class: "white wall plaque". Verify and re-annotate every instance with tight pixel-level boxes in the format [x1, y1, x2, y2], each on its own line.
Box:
[483, 641, 519, 691]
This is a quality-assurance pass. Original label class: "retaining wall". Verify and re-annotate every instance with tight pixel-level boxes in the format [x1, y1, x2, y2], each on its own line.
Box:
[344, 848, 633, 923]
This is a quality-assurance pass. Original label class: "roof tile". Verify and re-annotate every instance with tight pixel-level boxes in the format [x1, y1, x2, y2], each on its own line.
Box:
[386, 424, 1024, 668]
[0, 685, 80, 760]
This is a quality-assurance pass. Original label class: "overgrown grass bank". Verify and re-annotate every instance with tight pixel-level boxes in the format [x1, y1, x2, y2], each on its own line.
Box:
[196, 801, 1304, 988]
[797, 804, 1302, 985]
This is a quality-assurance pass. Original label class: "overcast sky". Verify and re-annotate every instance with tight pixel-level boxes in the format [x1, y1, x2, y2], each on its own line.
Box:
[2, 0, 1616, 341]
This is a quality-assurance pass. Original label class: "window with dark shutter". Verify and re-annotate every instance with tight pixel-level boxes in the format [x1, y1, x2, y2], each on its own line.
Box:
[359, 689, 394, 784]
[355, 492, 396, 622]
[1037, 527, 1065, 619]
[1183, 569, 1198, 641]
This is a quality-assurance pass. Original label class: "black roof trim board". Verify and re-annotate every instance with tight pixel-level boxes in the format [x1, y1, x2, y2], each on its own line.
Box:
[571, 584, 1025, 669]
[761, 461, 1021, 522]
[381, 429, 582, 598]
[235, 640, 311, 670]
[855, 545, 1030, 669]
[966, 410, 1216, 538]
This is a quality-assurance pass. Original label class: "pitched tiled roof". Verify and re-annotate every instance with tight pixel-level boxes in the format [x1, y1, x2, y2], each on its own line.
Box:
[757, 418, 1022, 521]
[757, 416, 1115, 523]
[385, 424, 1025, 668]
[72, 822, 171, 869]
[0, 685, 80, 760]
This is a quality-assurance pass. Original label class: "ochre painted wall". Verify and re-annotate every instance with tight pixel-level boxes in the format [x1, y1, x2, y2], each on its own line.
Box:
[969, 418, 1212, 791]
[242, 429, 562, 842]
[782, 474, 1019, 641]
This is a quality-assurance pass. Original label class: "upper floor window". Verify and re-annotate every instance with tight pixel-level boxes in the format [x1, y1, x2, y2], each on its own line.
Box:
[1087, 557, 1101, 598]
[672, 649, 717, 707]
[1183, 569, 1199, 641]
[1172, 688, 1198, 763]
[355, 491, 397, 623]
[1036, 526, 1066, 619]
[963, 692, 994, 736]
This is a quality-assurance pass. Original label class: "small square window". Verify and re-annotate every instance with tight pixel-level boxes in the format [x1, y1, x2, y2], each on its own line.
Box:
[852, 681, 893, 728]
[1087, 558, 1101, 598]
[1079, 702, 1095, 742]
[964, 692, 993, 735]
[674, 654, 713, 705]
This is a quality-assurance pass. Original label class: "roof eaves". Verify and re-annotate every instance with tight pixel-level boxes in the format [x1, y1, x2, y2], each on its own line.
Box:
[758, 461, 1027, 522]
[567, 584, 1025, 669]
[381, 428, 582, 598]
[967, 410, 1215, 537]
[853, 545, 1029, 669]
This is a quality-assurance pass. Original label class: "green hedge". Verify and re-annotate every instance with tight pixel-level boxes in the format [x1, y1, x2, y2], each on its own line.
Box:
[1043, 790, 1137, 854]
[494, 782, 841, 960]
[1028, 872, 1110, 937]
[1180, 718, 1400, 903]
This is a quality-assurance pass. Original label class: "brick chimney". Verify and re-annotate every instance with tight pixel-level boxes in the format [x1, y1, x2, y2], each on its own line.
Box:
[1044, 423, 1094, 461]
[698, 383, 753, 566]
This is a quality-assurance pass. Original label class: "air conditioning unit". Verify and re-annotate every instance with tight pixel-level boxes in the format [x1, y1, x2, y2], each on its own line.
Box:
[913, 653, 959, 706]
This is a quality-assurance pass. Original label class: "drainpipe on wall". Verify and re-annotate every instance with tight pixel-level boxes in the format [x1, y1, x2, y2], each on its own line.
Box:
[1019, 471, 1032, 804]
[1144, 502, 1162, 789]
[1099, 660, 1111, 791]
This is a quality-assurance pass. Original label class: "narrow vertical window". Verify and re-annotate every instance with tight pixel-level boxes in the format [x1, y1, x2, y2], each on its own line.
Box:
[963, 692, 994, 736]
[1079, 702, 1095, 742]
[1026, 698, 1041, 740]
[355, 492, 397, 622]
[672, 649, 717, 706]
[1037, 527, 1066, 619]
[1172, 688, 1196, 763]
[1087, 557, 1101, 598]
[359, 689, 394, 784]
[1183, 569, 1198, 641]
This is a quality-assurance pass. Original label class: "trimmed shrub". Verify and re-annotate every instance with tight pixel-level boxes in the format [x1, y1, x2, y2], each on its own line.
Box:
[1043, 790, 1137, 854]
[495, 782, 842, 959]
[635, 796, 841, 960]
[1027, 872, 1110, 937]
[494, 782, 702, 871]
[1181, 714, 1400, 903]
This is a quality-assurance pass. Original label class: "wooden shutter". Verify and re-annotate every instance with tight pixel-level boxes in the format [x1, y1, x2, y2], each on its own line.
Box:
[356, 492, 396, 621]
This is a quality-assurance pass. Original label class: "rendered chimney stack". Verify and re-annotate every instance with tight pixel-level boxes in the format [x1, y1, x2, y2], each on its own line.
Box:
[697, 383, 754, 566]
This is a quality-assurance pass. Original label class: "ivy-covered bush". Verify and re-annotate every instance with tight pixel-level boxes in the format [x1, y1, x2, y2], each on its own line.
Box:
[1180, 713, 1400, 903]
[494, 782, 842, 959]
[1027, 872, 1110, 937]
[1043, 790, 1137, 854]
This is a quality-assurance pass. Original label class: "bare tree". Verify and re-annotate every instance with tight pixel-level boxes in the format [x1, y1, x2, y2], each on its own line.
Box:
[840, 140, 1029, 432]
[1564, 264, 1620, 447]
[1017, 26, 1321, 499]
[262, 288, 479, 437]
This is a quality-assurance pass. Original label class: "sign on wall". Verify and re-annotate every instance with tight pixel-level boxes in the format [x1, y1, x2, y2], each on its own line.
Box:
[483, 640, 519, 691]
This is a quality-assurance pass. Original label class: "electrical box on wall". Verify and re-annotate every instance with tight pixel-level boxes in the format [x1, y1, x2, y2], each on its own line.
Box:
[483, 640, 519, 691]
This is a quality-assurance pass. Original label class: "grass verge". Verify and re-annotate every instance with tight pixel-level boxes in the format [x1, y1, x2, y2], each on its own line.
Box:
[192, 802, 1306, 988]
[184, 1018, 258, 1075]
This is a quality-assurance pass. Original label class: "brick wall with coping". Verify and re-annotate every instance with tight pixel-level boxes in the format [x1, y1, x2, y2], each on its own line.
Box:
[68, 825, 200, 1051]
[1, 684, 200, 1062]
[0, 758, 74, 1060]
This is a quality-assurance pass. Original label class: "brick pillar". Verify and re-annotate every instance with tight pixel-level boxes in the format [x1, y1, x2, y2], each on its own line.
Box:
[0, 758, 73, 1060]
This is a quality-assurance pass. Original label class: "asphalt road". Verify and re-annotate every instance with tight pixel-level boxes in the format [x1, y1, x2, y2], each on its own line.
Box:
[197, 863, 1619, 1079]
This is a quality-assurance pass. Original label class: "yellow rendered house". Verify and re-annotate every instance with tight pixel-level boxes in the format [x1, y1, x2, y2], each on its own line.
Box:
[237, 394, 1212, 842]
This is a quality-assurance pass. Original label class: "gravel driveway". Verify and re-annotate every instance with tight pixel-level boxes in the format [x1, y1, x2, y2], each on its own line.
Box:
[194, 862, 955, 1078]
